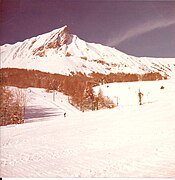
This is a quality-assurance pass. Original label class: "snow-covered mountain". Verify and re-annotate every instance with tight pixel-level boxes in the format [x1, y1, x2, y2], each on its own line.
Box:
[1, 25, 175, 76]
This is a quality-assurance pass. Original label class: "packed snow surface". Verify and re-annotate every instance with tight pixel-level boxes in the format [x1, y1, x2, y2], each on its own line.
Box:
[1, 79, 175, 177]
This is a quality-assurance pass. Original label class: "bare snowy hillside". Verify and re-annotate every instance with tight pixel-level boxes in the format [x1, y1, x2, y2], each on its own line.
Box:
[1, 25, 175, 76]
[1, 79, 175, 177]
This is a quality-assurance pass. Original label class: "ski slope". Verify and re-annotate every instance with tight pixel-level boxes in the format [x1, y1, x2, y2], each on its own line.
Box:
[24, 88, 79, 123]
[1, 79, 175, 178]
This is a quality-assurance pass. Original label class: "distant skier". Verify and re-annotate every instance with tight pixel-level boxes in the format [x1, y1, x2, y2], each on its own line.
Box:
[138, 89, 143, 105]
[64, 112, 66, 117]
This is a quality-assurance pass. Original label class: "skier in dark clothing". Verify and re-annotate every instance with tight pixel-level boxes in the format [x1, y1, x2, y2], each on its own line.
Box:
[138, 89, 143, 105]
[64, 112, 66, 117]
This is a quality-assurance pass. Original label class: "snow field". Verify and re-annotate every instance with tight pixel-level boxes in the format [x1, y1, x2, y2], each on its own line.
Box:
[94, 79, 175, 107]
[1, 79, 175, 177]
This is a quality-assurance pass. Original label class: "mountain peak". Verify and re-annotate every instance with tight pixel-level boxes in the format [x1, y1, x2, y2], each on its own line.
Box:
[31, 25, 72, 57]
[57, 25, 72, 45]
[60, 25, 69, 33]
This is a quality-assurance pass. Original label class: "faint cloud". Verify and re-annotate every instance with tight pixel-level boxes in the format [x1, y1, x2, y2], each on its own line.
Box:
[107, 17, 175, 47]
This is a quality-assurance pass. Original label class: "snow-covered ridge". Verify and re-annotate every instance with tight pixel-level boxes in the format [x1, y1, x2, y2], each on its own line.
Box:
[1, 25, 175, 76]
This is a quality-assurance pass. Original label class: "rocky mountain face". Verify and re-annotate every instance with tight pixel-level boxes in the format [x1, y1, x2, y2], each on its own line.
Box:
[32, 25, 72, 57]
[1, 25, 175, 77]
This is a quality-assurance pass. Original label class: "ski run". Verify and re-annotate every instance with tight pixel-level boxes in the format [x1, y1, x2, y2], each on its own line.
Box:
[1, 79, 175, 178]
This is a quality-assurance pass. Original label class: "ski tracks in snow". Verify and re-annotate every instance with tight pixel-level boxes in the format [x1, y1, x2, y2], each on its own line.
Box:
[24, 88, 79, 123]
[1, 81, 175, 177]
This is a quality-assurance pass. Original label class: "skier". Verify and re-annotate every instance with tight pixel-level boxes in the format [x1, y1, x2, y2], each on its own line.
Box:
[138, 89, 143, 105]
[64, 112, 66, 117]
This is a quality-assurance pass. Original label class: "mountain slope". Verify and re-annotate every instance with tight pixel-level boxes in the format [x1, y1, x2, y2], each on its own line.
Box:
[1, 79, 175, 177]
[1, 25, 175, 76]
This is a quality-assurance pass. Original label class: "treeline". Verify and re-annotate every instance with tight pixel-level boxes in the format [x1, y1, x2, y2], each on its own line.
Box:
[0, 68, 164, 115]
[0, 68, 90, 99]
[91, 72, 163, 83]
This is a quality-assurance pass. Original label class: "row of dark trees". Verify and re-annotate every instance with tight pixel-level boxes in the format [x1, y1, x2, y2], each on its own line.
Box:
[0, 68, 164, 125]
[91, 72, 163, 84]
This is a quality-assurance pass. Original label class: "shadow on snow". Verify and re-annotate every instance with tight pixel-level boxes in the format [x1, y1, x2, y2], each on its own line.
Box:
[24, 106, 63, 123]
